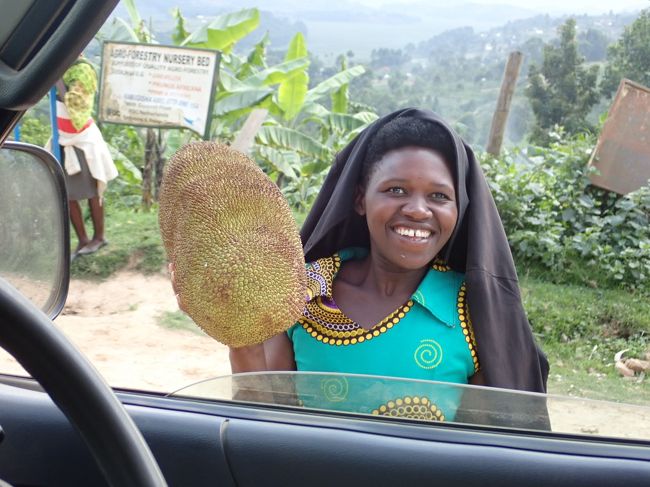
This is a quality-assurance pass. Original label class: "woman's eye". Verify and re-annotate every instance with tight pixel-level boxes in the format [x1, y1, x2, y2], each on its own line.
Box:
[387, 187, 405, 194]
[431, 192, 450, 200]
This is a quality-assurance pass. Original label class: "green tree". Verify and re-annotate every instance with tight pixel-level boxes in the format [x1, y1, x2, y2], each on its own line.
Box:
[525, 19, 600, 143]
[578, 28, 610, 62]
[601, 9, 650, 97]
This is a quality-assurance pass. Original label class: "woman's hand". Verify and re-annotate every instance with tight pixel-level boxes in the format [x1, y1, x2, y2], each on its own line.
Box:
[168, 262, 296, 373]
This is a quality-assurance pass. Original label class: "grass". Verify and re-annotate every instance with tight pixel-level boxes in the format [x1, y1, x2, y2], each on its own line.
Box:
[69, 202, 166, 279]
[157, 310, 205, 335]
[70, 202, 308, 280]
[521, 276, 650, 405]
[70, 202, 649, 405]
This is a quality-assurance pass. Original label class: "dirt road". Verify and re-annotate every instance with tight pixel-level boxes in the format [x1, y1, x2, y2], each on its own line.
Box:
[0, 270, 231, 393]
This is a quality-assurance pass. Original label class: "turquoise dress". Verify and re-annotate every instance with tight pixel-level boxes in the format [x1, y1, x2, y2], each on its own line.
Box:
[287, 248, 479, 421]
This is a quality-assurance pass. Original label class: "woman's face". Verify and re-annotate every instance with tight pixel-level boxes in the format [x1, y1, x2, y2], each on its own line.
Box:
[356, 146, 458, 271]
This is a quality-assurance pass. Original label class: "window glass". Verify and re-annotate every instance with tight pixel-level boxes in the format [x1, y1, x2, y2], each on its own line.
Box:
[1, 1, 650, 447]
[172, 372, 650, 442]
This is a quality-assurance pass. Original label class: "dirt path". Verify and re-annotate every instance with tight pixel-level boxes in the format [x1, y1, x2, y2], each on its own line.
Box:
[1, 270, 648, 440]
[0, 270, 231, 393]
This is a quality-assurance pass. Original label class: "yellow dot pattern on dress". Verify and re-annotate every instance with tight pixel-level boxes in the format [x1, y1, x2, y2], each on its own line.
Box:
[431, 259, 451, 272]
[371, 396, 445, 422]
[458, 283, 479, 373]
[300, 300, 414, 346]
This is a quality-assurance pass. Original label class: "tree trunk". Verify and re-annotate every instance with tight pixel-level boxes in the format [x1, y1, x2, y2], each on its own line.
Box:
[153, 129, 167, 201]
[142, 128, 156, 210]
[142, 128, 166, 209]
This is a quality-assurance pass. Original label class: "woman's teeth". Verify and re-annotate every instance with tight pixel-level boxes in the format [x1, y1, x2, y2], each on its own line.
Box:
[394, 227, 431, 238]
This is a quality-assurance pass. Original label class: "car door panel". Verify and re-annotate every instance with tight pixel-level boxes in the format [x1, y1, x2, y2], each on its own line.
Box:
[0, 383, 233, 486]
[1, 381, 649, 487]
[222, 417, 650, 487]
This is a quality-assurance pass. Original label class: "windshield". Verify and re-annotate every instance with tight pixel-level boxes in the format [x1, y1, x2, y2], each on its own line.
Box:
[171, 372, 650, 442]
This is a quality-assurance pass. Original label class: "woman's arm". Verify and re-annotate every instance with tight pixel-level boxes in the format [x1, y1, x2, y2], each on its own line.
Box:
[469, 369, 485, 385]
[229, 333, 296, 373]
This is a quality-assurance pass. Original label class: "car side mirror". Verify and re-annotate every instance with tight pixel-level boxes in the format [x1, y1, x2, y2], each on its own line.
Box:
[0, 141, 69, 319]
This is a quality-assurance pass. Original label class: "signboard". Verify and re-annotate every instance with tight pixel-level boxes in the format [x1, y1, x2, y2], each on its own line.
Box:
[588, 79, 650, 195]
[98, 42, 220, 139]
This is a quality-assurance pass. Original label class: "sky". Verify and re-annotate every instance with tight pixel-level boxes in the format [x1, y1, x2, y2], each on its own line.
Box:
[351, 0, 649, 14]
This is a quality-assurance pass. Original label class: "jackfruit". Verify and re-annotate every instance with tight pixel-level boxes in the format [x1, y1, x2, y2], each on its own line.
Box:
[158, 142, 307, 347]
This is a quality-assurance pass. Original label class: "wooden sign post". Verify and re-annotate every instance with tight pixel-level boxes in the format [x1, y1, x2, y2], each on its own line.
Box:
[486, 51, 523, 157]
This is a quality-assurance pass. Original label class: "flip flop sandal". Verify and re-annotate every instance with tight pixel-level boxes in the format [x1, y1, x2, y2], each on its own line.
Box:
[77, 239, 108, 256]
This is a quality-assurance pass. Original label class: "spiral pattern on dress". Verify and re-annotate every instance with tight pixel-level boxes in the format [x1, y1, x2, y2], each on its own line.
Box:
[414, 339, 443, 369]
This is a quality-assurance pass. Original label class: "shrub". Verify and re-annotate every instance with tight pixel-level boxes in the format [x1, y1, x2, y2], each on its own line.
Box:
[480, 129, 650, 292]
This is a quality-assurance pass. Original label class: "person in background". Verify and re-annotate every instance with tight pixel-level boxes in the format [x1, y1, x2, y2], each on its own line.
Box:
[48, 55, 117, 258]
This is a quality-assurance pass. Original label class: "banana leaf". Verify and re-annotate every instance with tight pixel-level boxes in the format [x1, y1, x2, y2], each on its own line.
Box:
[256, 125, 329, 159]
[100, 18, 140, 42]
[331, 82, 348, 114]
[331, 56, 349, 114]
[306, 66, 365, 102]
[122, 0, 142, 26]
[277, 33, 309, 121]
[214, 89, 273, 116]
[182, 8, 260, 53]
[243, 58, 309, 87]
[171, 7, 190, 45]
[257, 145, 300, 180]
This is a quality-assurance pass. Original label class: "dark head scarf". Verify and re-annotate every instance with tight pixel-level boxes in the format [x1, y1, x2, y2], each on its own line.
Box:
[300, 108, 549, 393]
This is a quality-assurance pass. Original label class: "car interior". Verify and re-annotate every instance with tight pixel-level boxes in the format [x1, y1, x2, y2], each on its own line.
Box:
[0, 1, 648, 486]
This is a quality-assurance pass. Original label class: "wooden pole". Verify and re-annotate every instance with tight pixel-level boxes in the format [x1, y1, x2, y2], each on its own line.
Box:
[487, 51, 523, 156]
[232, 108, 269, 153]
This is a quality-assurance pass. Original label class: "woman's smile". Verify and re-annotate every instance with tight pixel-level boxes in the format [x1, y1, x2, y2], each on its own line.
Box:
[393, 226, 432, 240]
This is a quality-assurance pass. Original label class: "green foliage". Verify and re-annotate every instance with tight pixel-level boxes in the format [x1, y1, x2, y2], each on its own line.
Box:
[526, 19, 601, 143]
[101, 124, 144, 209]
[181, 8, 260, 53]
[331, 56, 349, 113]
[522, 276, 650, 404]
[578, 28, 610, 62]
[106, 4, 374, 214]
[601, 9, 650, 96]
[171, 7, 190, 46]
[18, 116, 50, 147]
[121, 0, 153, 42]
[277, 33, 309, 121]
[70, 203, 165, 279]
[481, 130, 650, 292]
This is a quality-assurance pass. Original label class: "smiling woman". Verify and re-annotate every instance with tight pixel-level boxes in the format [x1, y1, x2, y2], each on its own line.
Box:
[225, 109, 548, 415]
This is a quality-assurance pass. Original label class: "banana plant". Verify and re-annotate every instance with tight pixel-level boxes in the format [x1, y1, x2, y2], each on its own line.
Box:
[253, 45, 376, 186]
[103, 3, 378, 211]
[180, 8, 260, 53]
[277, 33, 309, 121]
